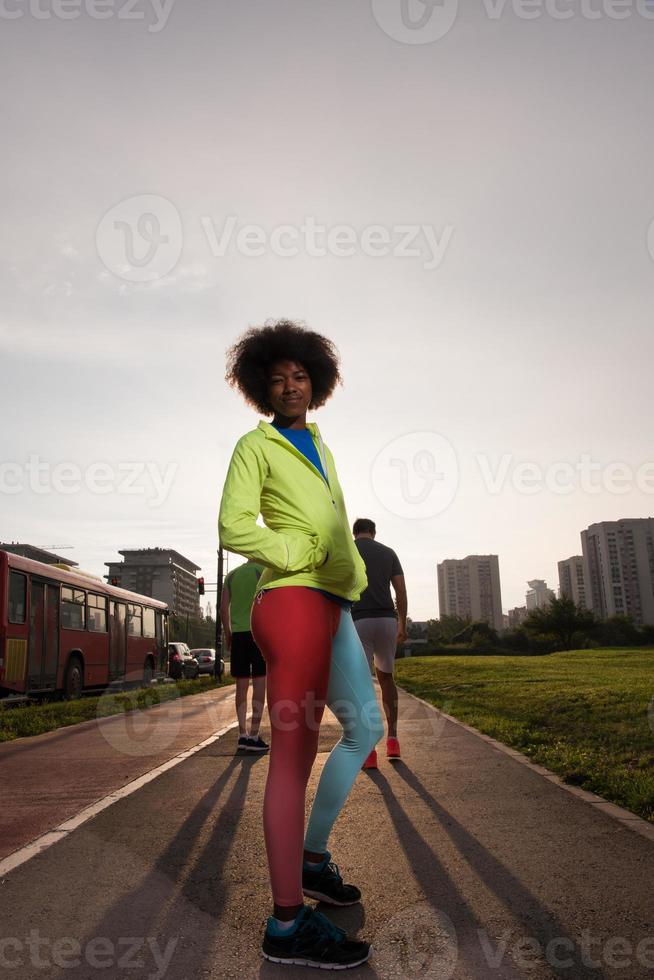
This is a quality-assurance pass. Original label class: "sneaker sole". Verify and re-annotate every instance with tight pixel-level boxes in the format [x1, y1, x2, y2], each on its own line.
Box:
[262, 948, 371, 970]
[245, 746, 269, 753]
[302, 888, 361, 907]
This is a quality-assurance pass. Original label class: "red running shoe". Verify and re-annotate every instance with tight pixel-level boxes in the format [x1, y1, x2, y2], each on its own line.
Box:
[362, 749, 378, 770]
[386, 737, 401, 760]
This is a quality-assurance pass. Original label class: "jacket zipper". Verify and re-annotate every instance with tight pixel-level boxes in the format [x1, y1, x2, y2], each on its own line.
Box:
[262, 423, 361, 587]
[316, 433, 338, 510]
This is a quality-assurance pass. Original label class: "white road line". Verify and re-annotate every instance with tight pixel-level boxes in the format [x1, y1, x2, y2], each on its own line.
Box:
[402, 688, 654, 844]
[0, 716, 240, 879]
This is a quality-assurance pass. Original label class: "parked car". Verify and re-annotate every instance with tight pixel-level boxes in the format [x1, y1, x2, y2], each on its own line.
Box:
[167, 642, 199, 680]
[190, 648, 225, 678]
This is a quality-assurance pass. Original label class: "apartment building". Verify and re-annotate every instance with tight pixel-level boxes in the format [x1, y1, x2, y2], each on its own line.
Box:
[526, 579, 555, 611]
[558, 555, 588, 609]
[105, 548, 201, 618]
[581, 518, 654, 625]
[437, 555, 503, 631]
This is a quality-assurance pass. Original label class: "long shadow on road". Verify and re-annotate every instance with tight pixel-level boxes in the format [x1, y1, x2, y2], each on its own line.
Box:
[51, 750, 263, 980]
[387, 762, 607, 980]
[369, 767, 525, 979]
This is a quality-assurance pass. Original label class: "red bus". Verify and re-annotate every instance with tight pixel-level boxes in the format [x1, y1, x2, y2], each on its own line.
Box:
[0, 550, 169, 700]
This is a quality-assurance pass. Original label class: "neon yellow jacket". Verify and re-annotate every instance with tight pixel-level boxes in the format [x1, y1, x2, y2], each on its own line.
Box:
[218, 421, 367, 601]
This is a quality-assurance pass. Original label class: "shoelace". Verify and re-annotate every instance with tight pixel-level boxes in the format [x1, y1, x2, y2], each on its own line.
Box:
[303, 908, 346, 943]
[323, 860, 343, 882]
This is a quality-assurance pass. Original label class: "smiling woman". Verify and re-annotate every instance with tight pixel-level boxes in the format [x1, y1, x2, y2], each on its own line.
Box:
[224, 319, 342, 415]
[218, 319, 384, 970]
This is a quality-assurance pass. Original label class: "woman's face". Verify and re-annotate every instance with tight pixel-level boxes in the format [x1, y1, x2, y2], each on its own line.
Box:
[267, 359, 312, 420]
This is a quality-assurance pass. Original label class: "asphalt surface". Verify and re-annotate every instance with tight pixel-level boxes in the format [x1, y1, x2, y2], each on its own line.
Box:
[0, 686, 653, 980]
[0, 684, 238, 862]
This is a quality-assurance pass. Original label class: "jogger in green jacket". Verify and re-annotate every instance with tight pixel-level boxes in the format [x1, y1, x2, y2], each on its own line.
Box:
[218, 320, 383, 970]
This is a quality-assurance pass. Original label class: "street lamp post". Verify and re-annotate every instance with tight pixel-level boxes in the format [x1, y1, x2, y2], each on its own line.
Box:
[214, 546, 224, 680]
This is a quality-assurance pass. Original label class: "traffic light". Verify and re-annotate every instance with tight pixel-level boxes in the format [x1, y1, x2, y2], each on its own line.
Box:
[197, 576, 205, 595]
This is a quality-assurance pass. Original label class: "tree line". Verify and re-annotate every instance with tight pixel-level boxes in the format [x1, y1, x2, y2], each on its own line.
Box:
[407, 598, 654, 656]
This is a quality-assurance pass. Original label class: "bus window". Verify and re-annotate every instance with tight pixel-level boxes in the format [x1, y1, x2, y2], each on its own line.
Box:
[127, 604, 143, 637]
[155, 610, 164, 644]
[143, 607, 155, 638]
[88, 593, 108, 632]
[62, 587, 86, 630]
[8, 571, 27, 624]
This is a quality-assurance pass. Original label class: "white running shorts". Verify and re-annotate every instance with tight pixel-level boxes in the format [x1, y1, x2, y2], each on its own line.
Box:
[354, 617, 398, 674]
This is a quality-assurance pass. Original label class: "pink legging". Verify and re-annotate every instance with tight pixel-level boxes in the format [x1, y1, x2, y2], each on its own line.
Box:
[251, 585, 382, 907]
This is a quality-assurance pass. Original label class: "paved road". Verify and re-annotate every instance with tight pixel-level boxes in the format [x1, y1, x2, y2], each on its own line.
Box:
[0, 686, 652, 979]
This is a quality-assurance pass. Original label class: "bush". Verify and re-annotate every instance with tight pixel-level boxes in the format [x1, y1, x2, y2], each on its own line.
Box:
[592, 615, 643, 647]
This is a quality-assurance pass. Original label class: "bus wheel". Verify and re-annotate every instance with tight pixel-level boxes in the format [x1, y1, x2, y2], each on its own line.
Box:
[143, 659, 154, 686]
[64, 657, 84, 700]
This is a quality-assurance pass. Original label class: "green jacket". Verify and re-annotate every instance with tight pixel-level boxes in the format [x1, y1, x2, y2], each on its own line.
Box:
[218, 421, 367, 601]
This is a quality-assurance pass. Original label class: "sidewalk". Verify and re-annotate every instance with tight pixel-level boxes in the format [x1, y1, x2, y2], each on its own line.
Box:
[0, 686, 652, 979]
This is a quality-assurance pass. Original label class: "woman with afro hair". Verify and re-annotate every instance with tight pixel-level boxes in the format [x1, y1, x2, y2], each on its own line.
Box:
[219, 319, 383, 969]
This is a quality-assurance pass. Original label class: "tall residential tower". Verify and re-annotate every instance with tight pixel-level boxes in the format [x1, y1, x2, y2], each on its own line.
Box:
[581, 518, 654, 625]
[558, 556, 588, 609]
[437, 555, 503, 631]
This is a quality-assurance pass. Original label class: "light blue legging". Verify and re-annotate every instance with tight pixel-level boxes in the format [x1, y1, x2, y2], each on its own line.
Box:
[251, 586, 384, 906]
[304, 607, 384, 853]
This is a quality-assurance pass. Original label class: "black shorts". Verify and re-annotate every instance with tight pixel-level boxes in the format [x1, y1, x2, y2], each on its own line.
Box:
[230, 631, 266, 678]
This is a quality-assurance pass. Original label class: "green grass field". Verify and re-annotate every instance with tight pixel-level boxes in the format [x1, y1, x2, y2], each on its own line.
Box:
[0, 674, 236, 743]
[395, 648, 654, 823]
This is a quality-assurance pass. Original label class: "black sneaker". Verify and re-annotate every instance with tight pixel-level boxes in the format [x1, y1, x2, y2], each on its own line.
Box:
[236, 735, 249, 752]
[302, 851, 361, 906]
[246, 735, 269, 753]
[262, 905, 370, 970]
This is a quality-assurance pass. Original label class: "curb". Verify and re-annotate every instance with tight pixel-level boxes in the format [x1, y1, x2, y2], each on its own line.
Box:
[400, 688, 654, 844]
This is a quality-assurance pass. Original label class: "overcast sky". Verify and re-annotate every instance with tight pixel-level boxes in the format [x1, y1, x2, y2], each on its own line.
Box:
[2, 1, 654, 619]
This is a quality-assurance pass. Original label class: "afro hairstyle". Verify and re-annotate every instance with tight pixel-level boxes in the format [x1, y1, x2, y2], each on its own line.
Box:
[225, 319, 342, 415]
